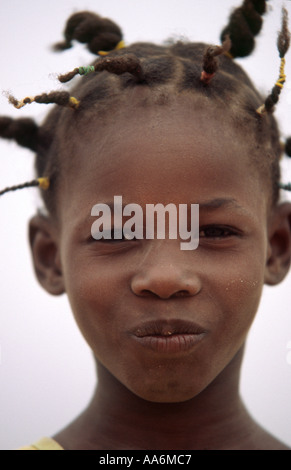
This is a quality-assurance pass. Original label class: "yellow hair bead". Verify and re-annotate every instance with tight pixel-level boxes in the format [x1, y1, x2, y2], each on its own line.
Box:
[98, 40, 126, 56]
[256, 104, 267, 115]
[275, 57, 286, 89]
[37, 177, 50, 191]
[116, 40, 126, 50]
[68, 96, 80, 109]
[223, 50, 234, 60]
[256, 55, 288, 115]
[98, 51, 110, 57]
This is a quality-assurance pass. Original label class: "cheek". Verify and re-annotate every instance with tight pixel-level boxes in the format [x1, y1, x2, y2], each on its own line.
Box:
[63, 257, 125, 355]
[220, 277, 263, 331]
[206, 252, 265, 349]
[222, 262, 263, 310]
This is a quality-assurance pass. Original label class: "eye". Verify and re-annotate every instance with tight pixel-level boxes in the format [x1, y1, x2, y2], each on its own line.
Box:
[199, 225, 238, 239]
[91, 229, 138, 242]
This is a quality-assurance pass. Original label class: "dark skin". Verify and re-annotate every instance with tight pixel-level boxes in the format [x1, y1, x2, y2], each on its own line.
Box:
[29, 97, 291, 450]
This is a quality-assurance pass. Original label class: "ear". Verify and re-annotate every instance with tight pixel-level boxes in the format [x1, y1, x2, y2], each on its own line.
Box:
[29, 214, 65, 295]
[264, 202, 291, 286]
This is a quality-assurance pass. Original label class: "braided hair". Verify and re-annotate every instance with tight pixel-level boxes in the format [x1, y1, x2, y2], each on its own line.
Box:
[0, 2, 290, 213]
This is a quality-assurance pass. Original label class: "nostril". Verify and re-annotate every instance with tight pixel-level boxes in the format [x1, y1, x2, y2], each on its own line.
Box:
[138, 289, 192, 299]
[140, 289, 156, 298]
[174, 290, 190, 298]
[131, 270, 202, 299]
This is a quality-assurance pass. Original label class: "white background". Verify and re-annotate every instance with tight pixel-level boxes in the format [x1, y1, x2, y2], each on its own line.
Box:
[0, 0, 290, 450]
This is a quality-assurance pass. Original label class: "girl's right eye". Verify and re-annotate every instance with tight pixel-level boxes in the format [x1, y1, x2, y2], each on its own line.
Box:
[91, 229, 137, 242]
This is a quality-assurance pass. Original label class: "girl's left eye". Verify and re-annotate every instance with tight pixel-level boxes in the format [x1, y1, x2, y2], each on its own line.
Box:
[199, 226, 237, 238]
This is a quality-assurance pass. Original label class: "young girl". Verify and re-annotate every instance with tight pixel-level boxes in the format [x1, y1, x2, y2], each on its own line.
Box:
[1, 0, 291, 450]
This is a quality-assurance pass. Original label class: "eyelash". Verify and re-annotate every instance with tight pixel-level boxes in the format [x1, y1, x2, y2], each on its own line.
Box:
[199, 225, 238, 239]
[91, 225, 239, 242]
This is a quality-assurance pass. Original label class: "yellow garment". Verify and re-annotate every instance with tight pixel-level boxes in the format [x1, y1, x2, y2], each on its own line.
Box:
[18, 437, 64, 450]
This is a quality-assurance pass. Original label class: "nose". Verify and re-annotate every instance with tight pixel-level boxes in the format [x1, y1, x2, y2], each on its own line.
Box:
[131, 244, 202, 299]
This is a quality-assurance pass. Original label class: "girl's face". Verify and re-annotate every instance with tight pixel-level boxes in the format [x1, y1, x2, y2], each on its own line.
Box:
[39, 100, 286, 403]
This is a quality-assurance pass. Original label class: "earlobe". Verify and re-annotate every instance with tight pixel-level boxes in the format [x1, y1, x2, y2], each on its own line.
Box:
[264, 202, 291, 286]
[29, 215, 65, 296]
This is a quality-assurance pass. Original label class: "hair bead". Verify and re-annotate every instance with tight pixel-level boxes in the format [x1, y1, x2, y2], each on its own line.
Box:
[59, 53, 145, 84]
[275, 57, 286, 89]
[0, 177, 50, 197]
[256, 7, 290, 115]
[79, 65, 95, 76]
[37, 177, 50, 191]
[7, 92, 80, 110]
[98, 39, 126, 56]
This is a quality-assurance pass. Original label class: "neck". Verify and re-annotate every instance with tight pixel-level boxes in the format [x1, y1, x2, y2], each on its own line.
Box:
[70, 346, 253, 450]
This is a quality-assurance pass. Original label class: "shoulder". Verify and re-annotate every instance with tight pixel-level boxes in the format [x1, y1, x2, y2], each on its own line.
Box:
[18, 437, 64, 450]
[243, 427, 290, 450]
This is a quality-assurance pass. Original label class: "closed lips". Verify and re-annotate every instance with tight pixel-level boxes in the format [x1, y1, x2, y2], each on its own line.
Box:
[130, 319, 207, 354]
[131, 319, 207, 337]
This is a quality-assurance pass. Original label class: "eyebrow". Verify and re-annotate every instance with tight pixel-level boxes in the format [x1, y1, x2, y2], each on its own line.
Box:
[90, 198, 248, 214]
[198, 198, 254, 219]
[199, 198, 243, 210]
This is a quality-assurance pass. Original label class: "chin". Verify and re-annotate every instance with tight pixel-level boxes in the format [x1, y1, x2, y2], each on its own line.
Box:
[128, 380, 203, 404]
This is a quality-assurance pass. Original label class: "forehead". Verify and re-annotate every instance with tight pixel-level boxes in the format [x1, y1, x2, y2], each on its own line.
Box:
[58, 98, 269, 218]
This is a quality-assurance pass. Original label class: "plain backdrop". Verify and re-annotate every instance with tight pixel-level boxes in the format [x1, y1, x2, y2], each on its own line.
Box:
[0, 0, 291, 450]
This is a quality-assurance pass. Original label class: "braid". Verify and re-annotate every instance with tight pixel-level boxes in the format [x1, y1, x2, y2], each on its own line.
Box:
[53, 11, 123, 55]
[0, 178, 49, 197]
[7, 91, 80, 110]
[200, 36, 231, 84]
[220, 0, 267, 58]
[0, 117, 39, 151]
[257, 8, 290, 115]
[59, 54, 145, 84]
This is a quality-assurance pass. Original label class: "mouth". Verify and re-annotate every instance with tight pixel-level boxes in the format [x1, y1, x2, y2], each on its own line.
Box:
[130, 319, 207, 354]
